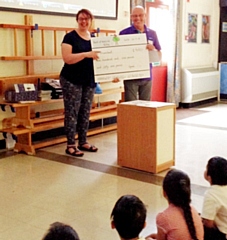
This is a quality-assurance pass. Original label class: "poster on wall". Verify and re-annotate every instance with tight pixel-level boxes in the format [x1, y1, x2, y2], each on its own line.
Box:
[202, 15, 210, 43]
[222, 22, 227, 32]
[188, 13, 197, 43]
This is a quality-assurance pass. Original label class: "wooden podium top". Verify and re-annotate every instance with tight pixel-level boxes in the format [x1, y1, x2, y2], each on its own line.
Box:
[118, 100, 176, 109]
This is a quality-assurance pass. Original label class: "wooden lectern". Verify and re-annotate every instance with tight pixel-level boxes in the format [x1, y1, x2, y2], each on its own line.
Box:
[117, 100, 176, 173]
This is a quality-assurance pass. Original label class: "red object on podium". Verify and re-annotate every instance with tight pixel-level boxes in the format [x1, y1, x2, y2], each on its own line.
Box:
[151, 66, 167, 102]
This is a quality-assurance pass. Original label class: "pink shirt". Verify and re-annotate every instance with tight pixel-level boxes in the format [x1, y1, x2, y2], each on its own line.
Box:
[156, 204, 204, 240]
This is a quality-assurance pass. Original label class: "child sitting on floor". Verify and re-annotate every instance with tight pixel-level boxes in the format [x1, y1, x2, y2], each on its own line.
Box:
[111, 194, 147, 240]
[201, 156, 227, 240]
[146, 169, 204, 240]
[42, 222, 80, 240]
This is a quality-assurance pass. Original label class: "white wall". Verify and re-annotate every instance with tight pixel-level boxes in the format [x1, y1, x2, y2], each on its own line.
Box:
[180, 0, 219, 69]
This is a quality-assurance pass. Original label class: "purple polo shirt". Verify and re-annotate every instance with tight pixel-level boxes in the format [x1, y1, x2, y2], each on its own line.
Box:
[119, 25, 161, 80]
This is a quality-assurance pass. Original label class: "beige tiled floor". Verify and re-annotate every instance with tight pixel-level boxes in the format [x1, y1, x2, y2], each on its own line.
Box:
[0, 155, 164, 240]
[1, 101, 227, 240]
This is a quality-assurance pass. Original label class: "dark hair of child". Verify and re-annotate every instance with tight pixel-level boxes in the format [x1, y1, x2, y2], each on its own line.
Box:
[42, 222, 80, 240]
[207, 156, 227, 185]
[111, 195, 147, 239]
[163, 169, 198, 240]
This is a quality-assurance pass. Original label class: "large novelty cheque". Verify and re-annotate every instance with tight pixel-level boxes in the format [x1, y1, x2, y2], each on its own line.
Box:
[91, 34, 150, 83]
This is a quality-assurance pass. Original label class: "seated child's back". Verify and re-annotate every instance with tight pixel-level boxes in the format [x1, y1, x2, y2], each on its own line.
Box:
[201, 156, 227, 240]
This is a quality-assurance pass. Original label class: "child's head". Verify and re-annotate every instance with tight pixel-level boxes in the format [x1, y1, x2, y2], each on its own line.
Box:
[205, 156, 227, 185]
[163, 168, 191, 206]
[42, 222, 80, 240]
[111, 195, 147, 240]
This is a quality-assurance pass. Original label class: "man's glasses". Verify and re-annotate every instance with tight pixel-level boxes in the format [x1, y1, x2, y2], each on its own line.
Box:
[131, 14, 145, 18]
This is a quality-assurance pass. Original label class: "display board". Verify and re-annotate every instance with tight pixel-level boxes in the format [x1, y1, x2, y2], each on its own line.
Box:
[0, 0, 118, 19]
[91, 33, 150, 82]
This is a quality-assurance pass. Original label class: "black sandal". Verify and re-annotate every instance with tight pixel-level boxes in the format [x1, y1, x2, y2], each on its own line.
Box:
[65, 146, 84, 157]
[78, 143, 98, 152]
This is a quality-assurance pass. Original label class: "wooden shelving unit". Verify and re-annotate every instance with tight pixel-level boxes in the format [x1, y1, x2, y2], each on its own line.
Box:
[0, 20, 115, 63]
[0, 93, 122, 155]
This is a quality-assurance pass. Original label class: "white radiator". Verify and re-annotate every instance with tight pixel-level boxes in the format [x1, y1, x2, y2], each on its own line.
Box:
[181, 67, 220, 103]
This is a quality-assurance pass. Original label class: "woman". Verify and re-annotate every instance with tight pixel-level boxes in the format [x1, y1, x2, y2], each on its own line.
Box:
[147, 169, 204, 240]
[60, 9, 99, 157]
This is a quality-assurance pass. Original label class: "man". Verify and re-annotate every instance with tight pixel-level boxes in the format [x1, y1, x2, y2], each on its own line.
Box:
[119, 5, 161, 101]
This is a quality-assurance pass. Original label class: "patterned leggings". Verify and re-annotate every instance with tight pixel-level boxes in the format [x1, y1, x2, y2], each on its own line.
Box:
[60, 76, 95, 146]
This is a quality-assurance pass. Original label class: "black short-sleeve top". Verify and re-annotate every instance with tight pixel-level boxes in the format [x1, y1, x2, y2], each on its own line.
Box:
[60, 30, 96, 88]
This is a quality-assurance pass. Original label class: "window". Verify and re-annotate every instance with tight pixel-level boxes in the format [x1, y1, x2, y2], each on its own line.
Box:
[146, 1, 170, 64]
